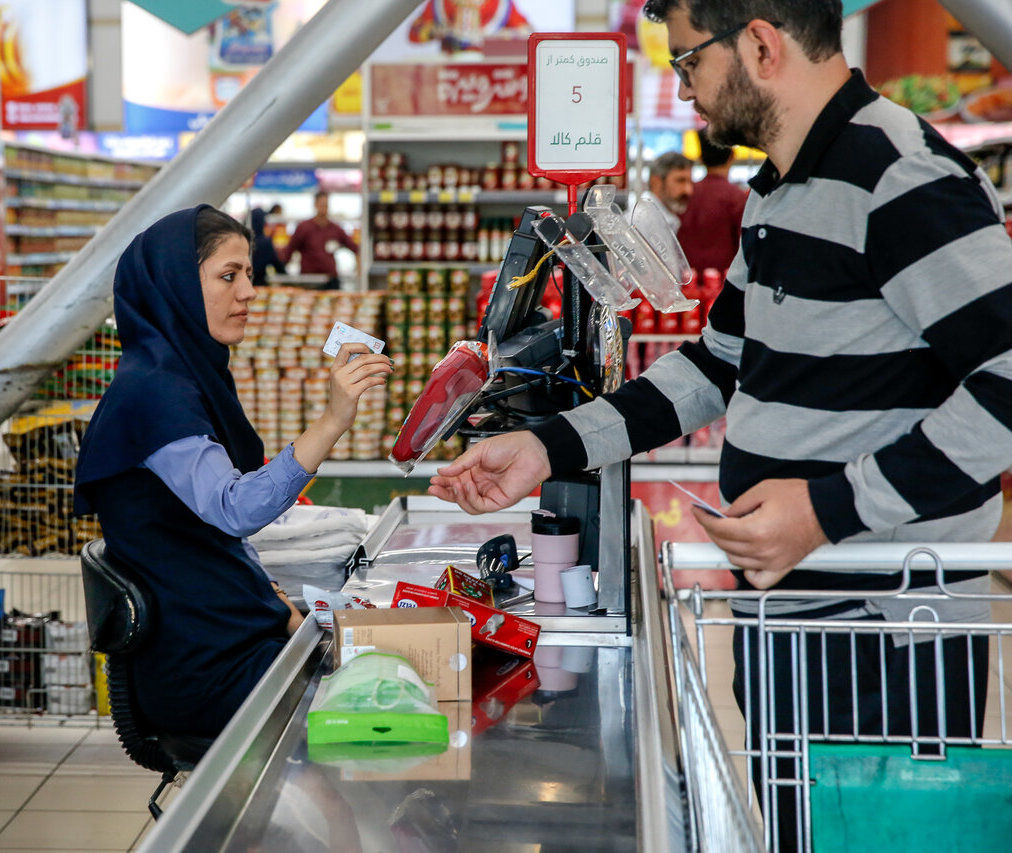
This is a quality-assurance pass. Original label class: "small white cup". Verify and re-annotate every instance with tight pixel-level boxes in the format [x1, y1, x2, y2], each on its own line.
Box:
[560, 564, 597, 609]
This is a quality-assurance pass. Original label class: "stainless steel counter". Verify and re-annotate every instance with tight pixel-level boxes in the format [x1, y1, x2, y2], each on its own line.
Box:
[138, 498, 686, 852]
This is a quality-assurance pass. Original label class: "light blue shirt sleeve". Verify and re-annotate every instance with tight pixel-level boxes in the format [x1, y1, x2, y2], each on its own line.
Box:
[141, 435, 314, 539]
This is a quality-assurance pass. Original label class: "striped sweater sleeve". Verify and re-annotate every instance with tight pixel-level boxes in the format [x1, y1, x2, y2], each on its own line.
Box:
[529, 273, 745, 475]
[808, 154, 1012, 541]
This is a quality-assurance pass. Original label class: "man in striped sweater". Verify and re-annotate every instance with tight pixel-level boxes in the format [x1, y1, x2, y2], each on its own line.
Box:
[431, 1, 1012, 844]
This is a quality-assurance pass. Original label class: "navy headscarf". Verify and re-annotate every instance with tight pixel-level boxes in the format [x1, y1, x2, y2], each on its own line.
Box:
[75, 206, 263, 514]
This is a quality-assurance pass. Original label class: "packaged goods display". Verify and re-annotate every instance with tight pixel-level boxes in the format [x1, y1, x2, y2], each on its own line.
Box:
[232, 287, 387, 459]
[0, 403, 101, 556]
[366, 145, 625, 271]
[381, 267, 472, 462]
[2, 143, 159, 278]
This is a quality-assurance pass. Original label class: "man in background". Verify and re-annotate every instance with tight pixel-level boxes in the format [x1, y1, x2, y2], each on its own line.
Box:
[281, 191, 358, 289]
[677, 130, 747, 274]
[642, 150, 695, 234]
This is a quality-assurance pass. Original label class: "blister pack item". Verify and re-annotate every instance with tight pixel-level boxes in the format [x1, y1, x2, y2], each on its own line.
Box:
[630, 194, 694, 288]
[532, 213, 640, 311]
[307, 650, 448, 755]
[583, 184, 698, 313]
[389, 338, 498, 475]
[303, 584, 374, 630]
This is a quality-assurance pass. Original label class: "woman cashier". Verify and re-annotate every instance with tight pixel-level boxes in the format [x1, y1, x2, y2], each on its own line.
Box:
[74, 206, 391, 737]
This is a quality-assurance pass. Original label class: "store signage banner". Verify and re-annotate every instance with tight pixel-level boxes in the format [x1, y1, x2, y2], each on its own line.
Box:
[373, 63, 528, 116]
[0, 0, 88, 131]
[372, 0, 576, 58]
[253, 168, 318, 191]
[123, 0, 327, 134]
[128, 0, 233, 35]
[372, 62, 634, 118]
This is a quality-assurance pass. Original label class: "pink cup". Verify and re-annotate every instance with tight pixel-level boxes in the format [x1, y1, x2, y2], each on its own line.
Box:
[531, 513, 580, 603]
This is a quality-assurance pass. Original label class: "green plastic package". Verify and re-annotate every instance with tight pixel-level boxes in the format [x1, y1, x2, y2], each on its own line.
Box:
[307, 650, 448, 761]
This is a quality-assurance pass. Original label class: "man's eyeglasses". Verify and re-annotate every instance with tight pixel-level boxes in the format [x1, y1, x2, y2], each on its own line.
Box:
[669, 21, 781, 89]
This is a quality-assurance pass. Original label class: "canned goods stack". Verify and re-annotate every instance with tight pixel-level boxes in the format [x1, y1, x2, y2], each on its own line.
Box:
[382, 267, 472, 461]
[232, 287, 386, 460]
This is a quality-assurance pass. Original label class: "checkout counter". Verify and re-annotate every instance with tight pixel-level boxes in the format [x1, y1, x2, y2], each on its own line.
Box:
[135, 495, 695, 851]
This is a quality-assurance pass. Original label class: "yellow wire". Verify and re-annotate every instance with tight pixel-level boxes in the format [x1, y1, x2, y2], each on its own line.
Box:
[508, 248, 555, 290]
[572, 367, 594, 399]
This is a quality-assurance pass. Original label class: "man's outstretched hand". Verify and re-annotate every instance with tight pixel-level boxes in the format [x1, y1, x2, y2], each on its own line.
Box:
[428, 431, 551, 515]
[692, 478, 829, 589]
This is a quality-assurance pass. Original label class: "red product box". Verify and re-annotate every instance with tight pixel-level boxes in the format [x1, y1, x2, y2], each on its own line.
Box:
[435, 565, 495, 607]
[470, 650, 540, 735]
[392, 581, 541, 659]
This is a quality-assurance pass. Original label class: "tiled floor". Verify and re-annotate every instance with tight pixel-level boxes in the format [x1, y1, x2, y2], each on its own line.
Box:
[0, 724, 177, 851]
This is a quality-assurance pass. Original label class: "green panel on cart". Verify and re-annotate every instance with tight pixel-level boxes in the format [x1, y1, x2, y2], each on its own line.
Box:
[306, 476, 429, 513]
[809, 743, 1012, 852]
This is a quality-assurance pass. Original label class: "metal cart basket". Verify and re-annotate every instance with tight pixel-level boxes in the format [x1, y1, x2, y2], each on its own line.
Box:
[662, 542, 1012, 853]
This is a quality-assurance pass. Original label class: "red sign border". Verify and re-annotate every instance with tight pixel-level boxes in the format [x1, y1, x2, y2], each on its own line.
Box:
[527, 32, 628, 187]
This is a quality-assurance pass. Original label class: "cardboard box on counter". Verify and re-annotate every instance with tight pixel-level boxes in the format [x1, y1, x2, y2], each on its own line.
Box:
[392, 581, 541, 659]
[435, 565, 495, 606]
[334, 606, 471, 702]
[334, 700, 472, 781]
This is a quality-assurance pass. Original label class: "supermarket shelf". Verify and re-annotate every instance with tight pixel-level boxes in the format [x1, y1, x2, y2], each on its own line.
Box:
[369, 261, 495, 275]
[5, 224, 100, 238]
[7, 251, 75, 265]
[316, 456, 720, 481]
[6, 197, 121, 212]
[630, 334, 700, 343]
[4, 167, 147, 190]
[262, 160, 361, 171]
[368, 189, 626, 206]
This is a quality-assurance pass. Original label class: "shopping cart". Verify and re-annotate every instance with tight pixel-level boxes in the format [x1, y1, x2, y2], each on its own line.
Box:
[661, 542, 1012, 853]
[0, 568, 98, 723]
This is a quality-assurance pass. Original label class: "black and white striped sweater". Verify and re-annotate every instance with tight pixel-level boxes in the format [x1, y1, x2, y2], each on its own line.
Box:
[532, 71, 1012, 602]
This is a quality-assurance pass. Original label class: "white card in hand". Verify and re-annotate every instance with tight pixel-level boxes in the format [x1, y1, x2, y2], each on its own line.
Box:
[668, 480, 727, 518]
[322, 321, 385, 359]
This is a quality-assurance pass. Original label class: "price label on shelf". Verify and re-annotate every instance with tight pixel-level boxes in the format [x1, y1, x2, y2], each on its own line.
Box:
[408, 190, 426, 203]
[528, 33, 627, 184]
[458, 189, 475, 203]
[379, 189, 396, 203]
[437, 189, 455, 203]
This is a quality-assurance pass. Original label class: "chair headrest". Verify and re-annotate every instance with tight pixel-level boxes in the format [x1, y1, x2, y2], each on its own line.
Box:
[80, 539, 152, 655]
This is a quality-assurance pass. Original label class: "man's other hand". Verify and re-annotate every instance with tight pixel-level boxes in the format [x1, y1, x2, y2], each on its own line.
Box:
[692, 478, 828, 589]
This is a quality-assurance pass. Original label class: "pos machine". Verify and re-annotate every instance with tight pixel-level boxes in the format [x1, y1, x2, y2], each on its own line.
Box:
[389, 33, 698, 618]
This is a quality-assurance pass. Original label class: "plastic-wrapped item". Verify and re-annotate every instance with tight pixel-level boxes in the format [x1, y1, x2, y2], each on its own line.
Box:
[532, 212, 640, 311]
[583, 184, 697, 313]
[302, 584, 374, 631]
[307, 650, 448, 760]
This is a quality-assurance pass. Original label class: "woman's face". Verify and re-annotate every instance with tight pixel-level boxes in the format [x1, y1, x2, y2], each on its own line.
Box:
[199, 233, 255, 346]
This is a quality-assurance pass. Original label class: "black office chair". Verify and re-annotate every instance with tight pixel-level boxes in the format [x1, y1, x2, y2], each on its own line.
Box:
[80, 539, 214, 819]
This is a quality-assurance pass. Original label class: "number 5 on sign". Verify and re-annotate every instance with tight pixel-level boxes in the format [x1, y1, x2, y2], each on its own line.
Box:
[528, 32, 628, 184]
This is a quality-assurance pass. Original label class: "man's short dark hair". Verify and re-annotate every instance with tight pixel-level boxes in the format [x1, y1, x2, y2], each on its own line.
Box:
[698, 131, 735, 168]
[314, 190, 328, 202]
[642, 0, 843, 62]
[650, 150, 695, 182]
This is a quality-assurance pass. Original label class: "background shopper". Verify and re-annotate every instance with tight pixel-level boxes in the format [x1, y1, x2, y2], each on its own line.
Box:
[641, 150, 695, 234]
[676, 130, 747, 274]
[281, 190, 359, 288]
[250, 207, 286, 287]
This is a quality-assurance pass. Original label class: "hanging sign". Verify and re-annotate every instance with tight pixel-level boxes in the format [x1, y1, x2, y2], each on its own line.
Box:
[527, 32, 627, 187]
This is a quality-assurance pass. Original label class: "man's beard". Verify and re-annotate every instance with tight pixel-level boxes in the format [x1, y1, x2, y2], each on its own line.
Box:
[703, 52, 779, 151]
